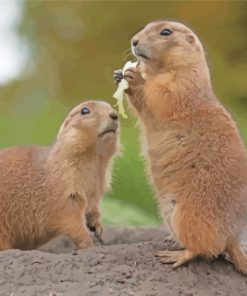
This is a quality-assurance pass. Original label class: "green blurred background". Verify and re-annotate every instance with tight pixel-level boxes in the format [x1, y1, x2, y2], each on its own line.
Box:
[0, 1, 247, 226]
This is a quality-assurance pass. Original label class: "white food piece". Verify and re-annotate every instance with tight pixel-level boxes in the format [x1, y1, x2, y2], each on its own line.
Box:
[113, 61, 138, 119]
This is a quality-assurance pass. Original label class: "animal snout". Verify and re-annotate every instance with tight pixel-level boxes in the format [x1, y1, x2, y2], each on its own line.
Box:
[109, 112, 118, 121]
[132, 39, 139, 47]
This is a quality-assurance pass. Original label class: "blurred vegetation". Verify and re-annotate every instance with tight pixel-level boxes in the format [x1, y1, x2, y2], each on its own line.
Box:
[0, 1, 247, 226]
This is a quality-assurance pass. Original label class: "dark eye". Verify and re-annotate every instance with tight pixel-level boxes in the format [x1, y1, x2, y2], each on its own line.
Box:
[160, 28, 172, 36]
[81, 107, 90, 115]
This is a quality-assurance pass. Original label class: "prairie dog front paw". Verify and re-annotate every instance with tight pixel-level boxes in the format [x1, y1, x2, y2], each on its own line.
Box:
[124, 67, 145, 90]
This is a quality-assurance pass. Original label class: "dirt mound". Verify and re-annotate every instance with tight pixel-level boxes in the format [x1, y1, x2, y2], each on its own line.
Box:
[0, 227, 246, 296]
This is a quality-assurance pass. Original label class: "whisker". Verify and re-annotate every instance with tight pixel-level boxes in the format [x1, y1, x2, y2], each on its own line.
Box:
[122, 47, 131, 55]
[123, 51, 133, 62]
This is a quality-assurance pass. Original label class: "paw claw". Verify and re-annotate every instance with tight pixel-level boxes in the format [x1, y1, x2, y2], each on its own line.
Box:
[172, 261, 181, 268]
[155, 250, 169, 258]
[113, 69, 124, 85]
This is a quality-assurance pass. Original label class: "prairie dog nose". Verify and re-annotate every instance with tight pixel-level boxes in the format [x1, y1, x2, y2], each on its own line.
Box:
[109, 112, 118, 121]
[132, 39, 139, 47]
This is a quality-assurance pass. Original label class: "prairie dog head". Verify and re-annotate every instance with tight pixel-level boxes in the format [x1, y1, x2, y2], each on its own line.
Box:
[131, 21, 207, 77]
[57, 100, 119, 157]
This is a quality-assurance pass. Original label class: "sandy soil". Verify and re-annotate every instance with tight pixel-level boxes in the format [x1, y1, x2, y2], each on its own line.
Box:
[0, 227, 247, 296]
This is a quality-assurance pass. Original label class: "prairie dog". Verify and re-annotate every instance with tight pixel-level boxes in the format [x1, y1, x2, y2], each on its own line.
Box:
[114, 21, 247, 274]
[0, 100, 119, 250]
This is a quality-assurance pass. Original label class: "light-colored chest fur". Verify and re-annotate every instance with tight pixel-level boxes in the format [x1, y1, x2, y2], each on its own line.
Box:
[57, 157, 108, 211]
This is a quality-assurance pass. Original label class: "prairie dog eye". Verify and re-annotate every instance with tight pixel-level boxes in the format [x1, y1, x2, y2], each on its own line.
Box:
[160, 28, 173, 36]
[81, 107, 90, 115]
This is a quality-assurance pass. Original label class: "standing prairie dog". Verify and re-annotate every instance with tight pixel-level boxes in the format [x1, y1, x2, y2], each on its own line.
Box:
[0, 100, 119, 250]
[114, 21, 247, 274]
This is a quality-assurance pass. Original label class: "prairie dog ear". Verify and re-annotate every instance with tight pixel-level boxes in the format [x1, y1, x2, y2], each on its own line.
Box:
[57, 118, 69, 140]
[186, 34, 195, 45]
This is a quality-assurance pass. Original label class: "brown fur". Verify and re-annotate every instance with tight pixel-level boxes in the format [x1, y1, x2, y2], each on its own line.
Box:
[0, 100, 119, 250]
[115, 20, 247, 274]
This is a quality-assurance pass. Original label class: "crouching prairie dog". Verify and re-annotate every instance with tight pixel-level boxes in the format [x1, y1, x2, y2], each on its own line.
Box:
[114, 21, 247, 274]
[0, 100, 119, 250]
